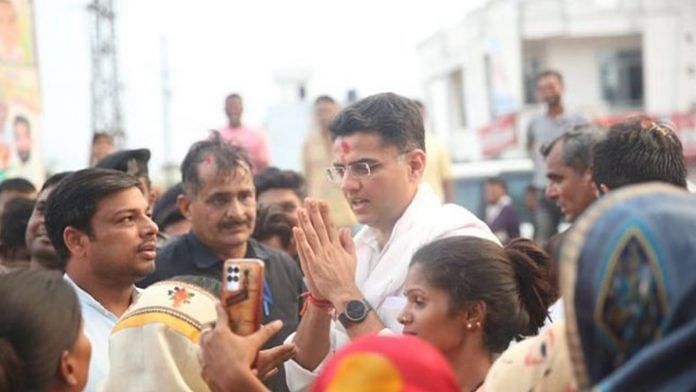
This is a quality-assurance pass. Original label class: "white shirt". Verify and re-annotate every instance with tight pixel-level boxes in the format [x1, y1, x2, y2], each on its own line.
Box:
[284, 184, 500, 391]
[64, 275, 138, 392]
[545, 298, 565, 328]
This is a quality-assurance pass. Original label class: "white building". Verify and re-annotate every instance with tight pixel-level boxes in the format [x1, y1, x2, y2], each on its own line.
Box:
[418, 0, 696, 161]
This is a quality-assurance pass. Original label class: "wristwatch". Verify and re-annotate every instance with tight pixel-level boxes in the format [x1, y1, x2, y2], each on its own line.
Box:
[338, 299, 372, 328]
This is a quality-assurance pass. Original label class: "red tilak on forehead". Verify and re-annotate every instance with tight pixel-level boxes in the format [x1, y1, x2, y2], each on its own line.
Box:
[334, 138, 351, 154]
[203, 156, 213, 166]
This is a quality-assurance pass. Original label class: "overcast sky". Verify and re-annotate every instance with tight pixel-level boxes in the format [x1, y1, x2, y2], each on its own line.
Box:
[33, 0, 485, 177]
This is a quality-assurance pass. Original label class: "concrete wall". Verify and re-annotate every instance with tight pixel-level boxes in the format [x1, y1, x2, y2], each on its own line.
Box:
[643, 1, 696, 113]
[524, 35, 642, 116]
[418, 0, 696, 161]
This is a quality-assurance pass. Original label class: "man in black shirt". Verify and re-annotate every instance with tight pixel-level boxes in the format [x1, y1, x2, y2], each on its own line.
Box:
[139, 135, 303, 392]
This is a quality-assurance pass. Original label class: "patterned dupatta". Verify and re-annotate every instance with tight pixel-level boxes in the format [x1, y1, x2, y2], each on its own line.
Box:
[559, 183, 696, 391]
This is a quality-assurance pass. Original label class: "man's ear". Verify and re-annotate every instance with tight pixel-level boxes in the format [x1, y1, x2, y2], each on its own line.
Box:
[64, 227, 88, 258]
[583, 168, 593, 182]
[584, 169, 599, 196]
[407, 149, 426, 181]
[56, 350, 79, 387]
[177, 194, 193, 221]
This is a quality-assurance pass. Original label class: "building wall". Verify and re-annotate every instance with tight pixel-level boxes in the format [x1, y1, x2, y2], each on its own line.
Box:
[643, 1, 696, 113]
[419, 0, 696, 161]
[419, 1, 522, 161]
[525, 35, 642, 116]
[521, 0, 644, 39]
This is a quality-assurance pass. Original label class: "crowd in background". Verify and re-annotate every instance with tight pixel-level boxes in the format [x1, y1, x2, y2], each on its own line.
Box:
[0, 70, 694, 392]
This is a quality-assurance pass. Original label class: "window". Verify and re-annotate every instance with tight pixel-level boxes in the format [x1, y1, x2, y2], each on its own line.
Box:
[523, 57, 542, 104]
[484, 54, 494, 118]
[599, 49, 643, 108]
[448, 68, 467, 128]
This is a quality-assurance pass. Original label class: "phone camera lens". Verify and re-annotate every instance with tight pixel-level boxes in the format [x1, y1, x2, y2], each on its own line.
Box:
[232, 276, 239, 282]
[226, 275, 233, 282]
[233, 266, 240, 273]
[227, 266, 233, 273]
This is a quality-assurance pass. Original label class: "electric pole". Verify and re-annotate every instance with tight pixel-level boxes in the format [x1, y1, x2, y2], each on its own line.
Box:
[87, 0, 125, 147]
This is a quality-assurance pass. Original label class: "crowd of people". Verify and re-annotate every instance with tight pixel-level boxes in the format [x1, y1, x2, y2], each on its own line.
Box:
[0, 71, 694, 392]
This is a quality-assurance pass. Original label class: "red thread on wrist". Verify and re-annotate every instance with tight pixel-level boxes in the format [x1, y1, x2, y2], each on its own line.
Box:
[300, 292, 333, 316]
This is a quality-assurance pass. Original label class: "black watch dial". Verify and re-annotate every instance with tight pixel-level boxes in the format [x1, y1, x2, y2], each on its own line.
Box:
[345, 300, 367, 321]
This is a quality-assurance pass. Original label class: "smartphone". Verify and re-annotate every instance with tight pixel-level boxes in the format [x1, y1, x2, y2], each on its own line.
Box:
[221, 258, 265, 336]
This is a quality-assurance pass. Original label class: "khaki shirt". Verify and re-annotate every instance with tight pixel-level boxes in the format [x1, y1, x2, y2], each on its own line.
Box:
[301, 129, 356, 228]
[422, 132, 453, 203]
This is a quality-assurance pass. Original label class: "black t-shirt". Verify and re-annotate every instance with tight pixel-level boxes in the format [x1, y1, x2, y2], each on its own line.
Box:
[141, 231, 303, 342]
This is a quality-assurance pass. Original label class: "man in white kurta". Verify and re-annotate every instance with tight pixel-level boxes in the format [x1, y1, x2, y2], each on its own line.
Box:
[285, 93, 499, 391]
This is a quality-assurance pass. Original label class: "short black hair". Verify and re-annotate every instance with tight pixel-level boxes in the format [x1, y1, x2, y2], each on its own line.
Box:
[152, 183, 186, 230]
[13, 115, 30, 130]
[537, 69, 563, 84]
[541, 124, 605, 174]
[314, 95, 336, 105]
[39, 171, 73, 193]
[180, 134, 252, 196]
[0, 177, 35, 195]
[254, 167, 307, 200]
[330, 92, 425, 152]
[225, 93, 242, 102]
[485, 177, 507, 192]
[252, 204, 295, 250]
[593, 117, 687, 190]
[44, 168, 142, 262]
[0, 198, 34, 253]
[92, 132, 113, 144]
[0, 269, 82, 391]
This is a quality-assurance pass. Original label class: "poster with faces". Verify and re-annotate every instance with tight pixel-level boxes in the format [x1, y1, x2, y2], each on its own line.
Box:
[0, 0, 44, 185]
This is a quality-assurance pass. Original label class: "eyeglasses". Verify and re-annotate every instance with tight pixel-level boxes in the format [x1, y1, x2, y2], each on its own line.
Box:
[326, 162, 382, 183]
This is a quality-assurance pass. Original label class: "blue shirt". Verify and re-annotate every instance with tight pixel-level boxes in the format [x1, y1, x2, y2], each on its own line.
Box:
[64, 275, 138, 392]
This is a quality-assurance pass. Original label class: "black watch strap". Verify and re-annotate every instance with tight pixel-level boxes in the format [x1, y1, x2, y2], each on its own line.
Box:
[338, 299, 372, 328]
